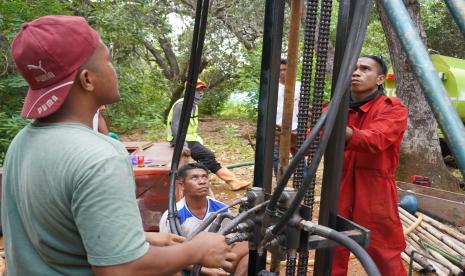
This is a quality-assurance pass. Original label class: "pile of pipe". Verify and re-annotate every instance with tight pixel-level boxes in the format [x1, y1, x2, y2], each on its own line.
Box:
[399, 207, 465, 275]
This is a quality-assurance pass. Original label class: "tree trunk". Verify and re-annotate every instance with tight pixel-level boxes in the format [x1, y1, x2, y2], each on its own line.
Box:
[375, 0, 460, 190]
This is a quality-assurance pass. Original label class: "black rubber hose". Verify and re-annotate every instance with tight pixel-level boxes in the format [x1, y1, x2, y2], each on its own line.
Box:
[191, 212, 235, 276]
[190, 193, 256, 237]
[168, 0, 210, 236]
[300, 221, 381, 276]
[208, 213, 235, 233]
[189, 205, 230, 237]
[267, 0, 364, 220]
[219, 200, 269, 235]
[191, 202, 268, 276]
[266, 111, 327, 214]
[267, 0, 372, 239]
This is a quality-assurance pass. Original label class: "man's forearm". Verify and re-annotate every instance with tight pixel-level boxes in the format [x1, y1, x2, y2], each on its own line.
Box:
[93, 242, 200, 276]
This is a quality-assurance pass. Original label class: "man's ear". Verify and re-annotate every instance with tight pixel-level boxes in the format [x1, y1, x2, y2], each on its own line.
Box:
[77, 69, 95, 92]
[376, 74, 386, 86]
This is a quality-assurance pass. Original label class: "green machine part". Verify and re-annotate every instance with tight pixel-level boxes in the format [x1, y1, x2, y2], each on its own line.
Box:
[384, 54, 465, 138]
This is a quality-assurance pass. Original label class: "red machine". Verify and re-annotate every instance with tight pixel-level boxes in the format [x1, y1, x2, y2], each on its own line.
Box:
[408, 175, 431, 187]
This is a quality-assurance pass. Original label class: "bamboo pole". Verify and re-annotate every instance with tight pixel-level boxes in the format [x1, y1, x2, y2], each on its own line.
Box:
[425, 246, 462, 275]
[404, 240, 435, 273]
[408, 232, 450, 276]
[400, 208, 465, 257]
[277, 0, 303, 180]
[411, 223, 463, 267]
[401, 252, 423, 272]
[400, 211, 459, 257]
[421, 213, 465, 246]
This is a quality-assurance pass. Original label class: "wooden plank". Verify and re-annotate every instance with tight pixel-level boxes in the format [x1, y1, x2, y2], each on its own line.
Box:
[132, 142, 191, 171]
[397, 181, 465, 203]
[122, 141, 154, 151]
[397, 188, 465, 227]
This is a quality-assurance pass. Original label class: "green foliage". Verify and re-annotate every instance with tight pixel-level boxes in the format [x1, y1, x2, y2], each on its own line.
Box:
[0, 0, 70, 39]
[108, 62, 170, 138]
[2, 0, 463, 164]
[421, 0, 465, 59]
[0, 75, 27, 113]
[219, 101, 257, 121]
[0, 112, 29, 164]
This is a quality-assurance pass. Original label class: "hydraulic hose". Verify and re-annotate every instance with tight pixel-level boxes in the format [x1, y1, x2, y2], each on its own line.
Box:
[168, 0, 210, 236]
[300, 221, 381, 276]
[267, 111, 327, 214]
[189, 205, 229, 237]
[267, 0, 364, 219]
[190, 212, 235, 276]
[219, 200, 269, 235]
[265, 0, 372, 240]
[189, 193, 257, 237]
[225, 161, 254, 169]
[191, 201, 268, 276]
[208, 213, 235, 233]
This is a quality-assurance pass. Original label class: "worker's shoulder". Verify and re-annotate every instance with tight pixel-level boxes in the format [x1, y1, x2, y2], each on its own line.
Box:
[174, 99, 184, 106]
[207, 196, 228, 212]
[47, 123, 128, 161]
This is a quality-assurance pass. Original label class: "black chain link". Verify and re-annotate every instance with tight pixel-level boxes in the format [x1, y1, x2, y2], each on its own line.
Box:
[288, 0, 320, 275]
[296, 0, 333, 275]
[296, 251, 309, 276]
[285, 256, 297, 276]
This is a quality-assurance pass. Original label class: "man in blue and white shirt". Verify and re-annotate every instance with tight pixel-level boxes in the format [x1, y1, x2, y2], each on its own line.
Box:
[159, 163, 248, 275]
[159, 163, 228, 238]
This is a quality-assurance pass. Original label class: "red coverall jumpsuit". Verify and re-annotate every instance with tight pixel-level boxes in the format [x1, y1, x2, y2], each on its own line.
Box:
[332, 95, 408, 275]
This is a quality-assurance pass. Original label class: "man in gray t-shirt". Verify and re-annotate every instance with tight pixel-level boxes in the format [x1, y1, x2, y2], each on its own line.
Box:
[2, 15, 236, 275]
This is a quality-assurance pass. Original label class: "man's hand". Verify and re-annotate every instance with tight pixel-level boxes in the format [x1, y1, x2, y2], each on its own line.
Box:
[144, 232, 185, 247]
[182, 146, 191, 157]
[188, 232, 237, 270]
[200, 267, 230, 276]
[345, 126, 353, 142]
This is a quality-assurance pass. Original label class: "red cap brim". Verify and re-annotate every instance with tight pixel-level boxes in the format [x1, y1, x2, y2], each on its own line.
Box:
[20, 70, 78, 119]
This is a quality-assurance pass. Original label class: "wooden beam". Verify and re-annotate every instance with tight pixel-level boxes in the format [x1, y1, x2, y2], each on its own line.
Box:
[397, 181, 465, 227]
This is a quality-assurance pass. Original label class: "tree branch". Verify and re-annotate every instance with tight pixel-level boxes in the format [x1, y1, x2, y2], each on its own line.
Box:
[142, 39, 173, 80]
[158, 37, 180, 79]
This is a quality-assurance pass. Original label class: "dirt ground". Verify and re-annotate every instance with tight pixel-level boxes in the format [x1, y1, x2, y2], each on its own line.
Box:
[124, 118, 414, 275]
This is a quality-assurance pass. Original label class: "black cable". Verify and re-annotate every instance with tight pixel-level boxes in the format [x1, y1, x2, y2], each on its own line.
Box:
[208, 213, 235, 233]
[297, 0, 334, 272]
[191, 201, 268, 276]
[219, 200, 269, 235]
[300, 221, 381, 276]
[265, 0, 371, 240]
[266, 111, 327, 214]
[189, 193, 256, 237]
[168, 0, 210, 236]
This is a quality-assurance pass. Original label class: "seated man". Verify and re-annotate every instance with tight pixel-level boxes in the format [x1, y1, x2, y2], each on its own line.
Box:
[166, 80, 249, 191]
[160, 163, 248, 276]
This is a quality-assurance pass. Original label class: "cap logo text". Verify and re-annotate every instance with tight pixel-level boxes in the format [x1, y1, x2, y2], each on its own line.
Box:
[37, 95, 58, 115]
[27, 60, 55, 82]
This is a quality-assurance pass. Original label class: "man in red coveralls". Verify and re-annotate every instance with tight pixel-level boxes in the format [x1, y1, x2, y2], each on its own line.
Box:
[332, 56, 408, 275]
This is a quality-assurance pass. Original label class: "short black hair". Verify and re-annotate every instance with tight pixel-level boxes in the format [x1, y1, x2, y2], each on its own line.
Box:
[177, 163, 209, 180]
[361, 55, 387, 75]
[280, 58, 287, 65]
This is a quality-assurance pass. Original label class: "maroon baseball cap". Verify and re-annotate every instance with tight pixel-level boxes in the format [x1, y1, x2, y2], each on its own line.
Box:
[11, 15, 100, 119]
